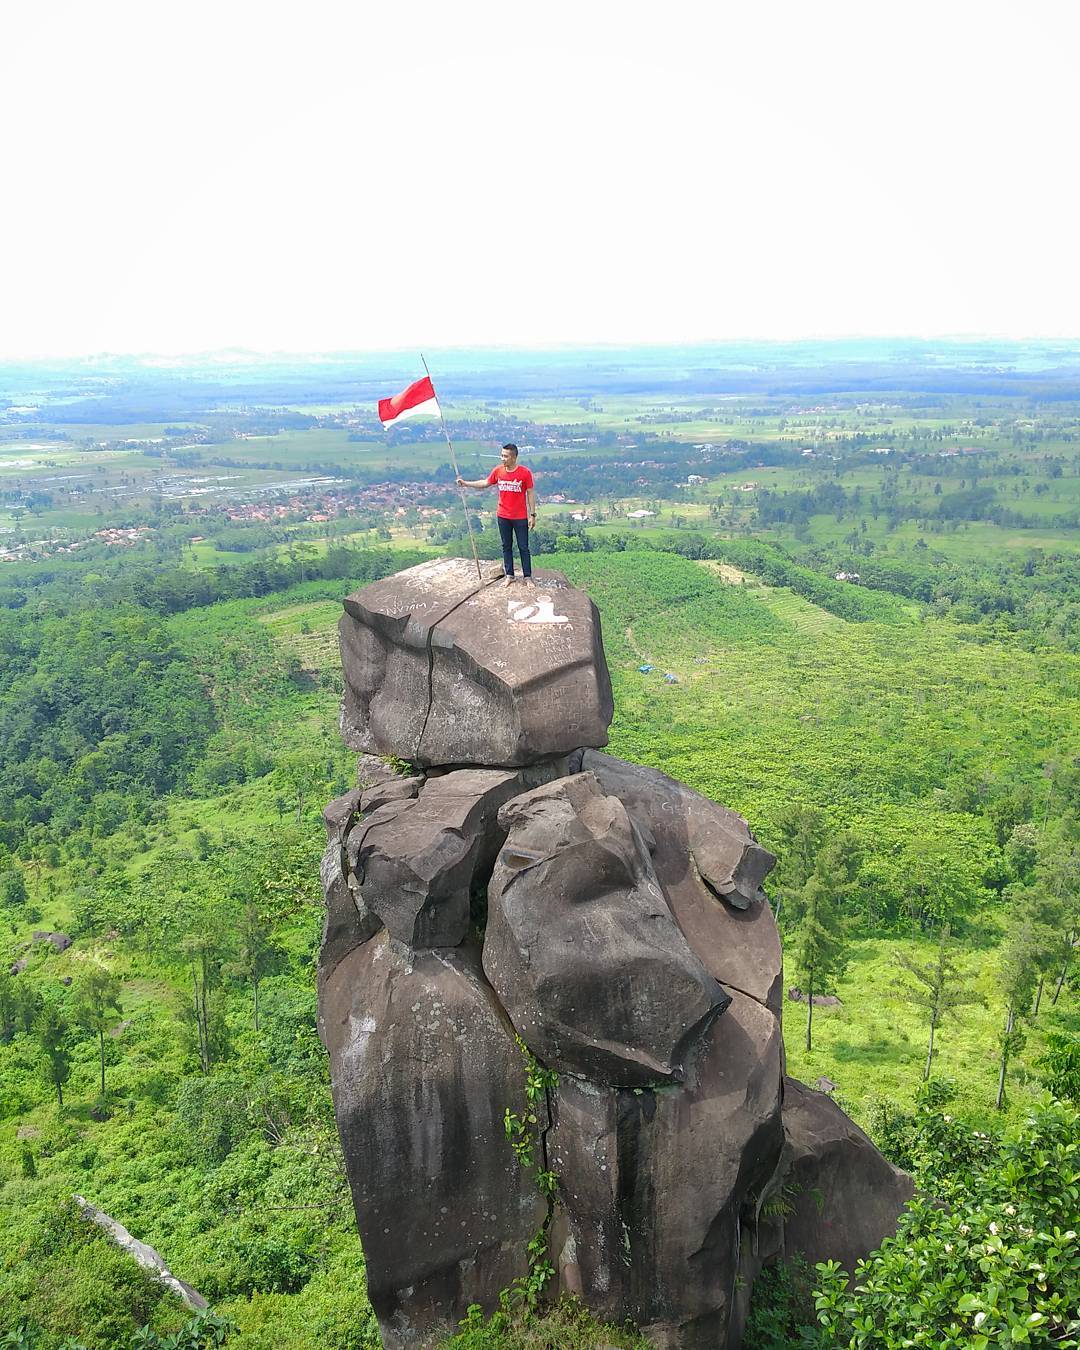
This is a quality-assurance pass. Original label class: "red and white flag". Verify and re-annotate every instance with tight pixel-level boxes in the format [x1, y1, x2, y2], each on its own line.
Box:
[378, 375, 440, 428]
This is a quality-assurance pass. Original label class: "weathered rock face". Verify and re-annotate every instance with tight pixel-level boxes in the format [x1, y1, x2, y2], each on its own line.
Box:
[319, 789, 382, 978]
[578, 751, 782, 1015]
[779, 1077, 915, 1274]
[345, 765, 562, 948]
[319, 932, 546, 1349]
[549, 991, 785, 1346]
[318, 563, 911, 1348]
[484, 772, 729, 1086]
[339, 557, 614, 767]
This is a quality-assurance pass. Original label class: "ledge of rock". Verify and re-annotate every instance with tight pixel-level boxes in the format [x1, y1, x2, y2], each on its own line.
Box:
[339, 558, 614, 767]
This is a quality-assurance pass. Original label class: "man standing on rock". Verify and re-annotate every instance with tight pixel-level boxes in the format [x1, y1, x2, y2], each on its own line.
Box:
[457, 443, 536, 586]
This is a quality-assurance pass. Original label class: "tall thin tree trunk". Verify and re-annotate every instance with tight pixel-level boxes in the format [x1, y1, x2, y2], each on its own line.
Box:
[190, 962, 203, 1071]
[1053, 949, 1071, 1005]
[1032, 974, 1044, 1019]
[99, 1029, 106, 1097]
[924, 1019, 936, 1081]
[996, 1005, 1014, 1111]
[253, 978, 260, 1033]
[805, 984, 814, 1053]
[200, 952, 211, 1073]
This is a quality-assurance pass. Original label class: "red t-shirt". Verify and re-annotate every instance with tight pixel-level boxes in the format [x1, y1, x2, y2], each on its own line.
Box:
[486, 465, 534, 520]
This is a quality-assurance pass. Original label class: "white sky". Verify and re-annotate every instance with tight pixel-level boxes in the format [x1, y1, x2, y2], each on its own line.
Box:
[1, 0, 1078, 358]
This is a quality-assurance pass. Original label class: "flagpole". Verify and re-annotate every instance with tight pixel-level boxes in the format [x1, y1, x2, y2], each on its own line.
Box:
[421, 353, 483, 582]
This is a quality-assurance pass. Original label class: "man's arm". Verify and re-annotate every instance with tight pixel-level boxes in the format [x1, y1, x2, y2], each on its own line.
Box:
[526, 485, 537, 525]
[456, 476, 489, 489]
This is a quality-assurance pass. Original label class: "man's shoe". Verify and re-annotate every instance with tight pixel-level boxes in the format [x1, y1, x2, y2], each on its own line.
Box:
[503, 575, 516, 587]
[523, 576, 535, 586]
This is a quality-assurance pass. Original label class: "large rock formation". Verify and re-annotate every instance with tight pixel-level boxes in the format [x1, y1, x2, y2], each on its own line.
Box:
[318, 563, 911, 1348]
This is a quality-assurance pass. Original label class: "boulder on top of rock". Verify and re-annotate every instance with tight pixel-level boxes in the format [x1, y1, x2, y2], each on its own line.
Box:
[548, 989, 785, 1345]
[343, 767, 555, 948]
[319, 931, 545, 1349]
[578, 750, 782, 1013]
[780, 1076, 914, 1274]
[339, 558, 613, 767]
[483, 772, 729, 1085]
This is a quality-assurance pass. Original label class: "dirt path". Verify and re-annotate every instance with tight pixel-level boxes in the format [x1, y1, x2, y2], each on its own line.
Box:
[699, 560, 748, 584]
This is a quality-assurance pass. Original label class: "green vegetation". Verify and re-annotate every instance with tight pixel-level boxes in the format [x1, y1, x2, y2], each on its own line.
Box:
[813, 1096, 1079, 1348]
[2, 348, 1079, 1345]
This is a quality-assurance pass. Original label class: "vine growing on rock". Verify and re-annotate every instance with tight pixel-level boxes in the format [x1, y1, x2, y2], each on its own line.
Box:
[502, 1036, 560, 1312]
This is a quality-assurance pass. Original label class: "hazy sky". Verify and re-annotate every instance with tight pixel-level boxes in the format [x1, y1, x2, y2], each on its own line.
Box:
[2, 0, 1077, 357]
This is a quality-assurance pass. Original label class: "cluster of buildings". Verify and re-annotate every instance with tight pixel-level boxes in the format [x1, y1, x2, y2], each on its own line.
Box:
[0, 525, 153, 563]
[221, 480, 451, 527]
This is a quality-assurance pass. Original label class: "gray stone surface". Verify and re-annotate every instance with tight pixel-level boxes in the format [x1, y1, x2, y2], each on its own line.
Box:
[318, 931, 545, 1349]
[548, 990, 785, 1347]
[31, 931, 72, 952]
[779, 1077, 913, 1275]
[323, 786, 362, 842]
[343, 767, 549, 947]
[483, 772, 729, 1085]
[319, 789, 381, 980]
[578, 751, 781, 1014]
[788, 987, 843, 1007]
[339, 557, 613, 767]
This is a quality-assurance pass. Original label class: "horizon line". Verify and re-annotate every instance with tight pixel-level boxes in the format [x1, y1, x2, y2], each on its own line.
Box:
[4, 332, 1080, 365]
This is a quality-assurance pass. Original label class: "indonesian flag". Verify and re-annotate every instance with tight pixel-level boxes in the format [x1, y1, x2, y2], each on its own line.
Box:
[378, 375, 440, 428]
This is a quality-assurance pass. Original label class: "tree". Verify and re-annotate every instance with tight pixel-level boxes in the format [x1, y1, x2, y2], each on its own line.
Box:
[790, 874, 851, 1053]
[34, 1001, 72, 1108]
[12, 979, 42, 1034]
[273, 753, 323, 824]
[0, 867, 28, 906]
[766, 807, 826, 924]
[996, 917, 1039, 1110]
[73, 964, 123, 1096]
[226, 903, 280, 1031]
[1042, 837, 1080, 1005]
[0, 968, 15, 1036]
[891, 924, 982, 1080]
[183, 931, 224, 1076]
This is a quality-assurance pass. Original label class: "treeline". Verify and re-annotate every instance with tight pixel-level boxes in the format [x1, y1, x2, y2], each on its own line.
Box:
[756, 479, 1080, 532]
[0, 543, 427, 618]
[0, 609, 215, 853]
[529, 440, 802, 502]
[818, 544, 1080, 648]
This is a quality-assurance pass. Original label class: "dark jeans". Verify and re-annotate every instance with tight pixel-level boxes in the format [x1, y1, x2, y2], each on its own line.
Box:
[498, 515, 531, 577]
